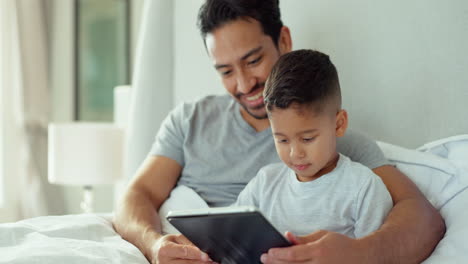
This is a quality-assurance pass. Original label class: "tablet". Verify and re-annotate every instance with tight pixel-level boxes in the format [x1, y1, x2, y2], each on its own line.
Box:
[166, 206, 292, 264]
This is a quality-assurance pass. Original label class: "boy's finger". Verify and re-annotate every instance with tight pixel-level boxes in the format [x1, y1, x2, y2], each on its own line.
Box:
[284, 231, 300, 245]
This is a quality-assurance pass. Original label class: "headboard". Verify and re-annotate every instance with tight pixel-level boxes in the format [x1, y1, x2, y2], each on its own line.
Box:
[128, 0, 468, 178]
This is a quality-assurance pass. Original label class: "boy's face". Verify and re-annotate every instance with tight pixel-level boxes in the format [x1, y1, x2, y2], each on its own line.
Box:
[205, 18, 291, 120]
[269, 106, 347, 182]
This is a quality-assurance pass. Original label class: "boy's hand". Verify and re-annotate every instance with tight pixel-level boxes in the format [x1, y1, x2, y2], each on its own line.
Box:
[260, 230, 367, 264]
[150, 234, 215, 264]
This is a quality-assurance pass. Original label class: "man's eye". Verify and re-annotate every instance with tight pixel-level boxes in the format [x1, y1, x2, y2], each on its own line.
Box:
[221, 70, 232, 76]
[303, 137, 315, 142]
[248, 56, 262, 65]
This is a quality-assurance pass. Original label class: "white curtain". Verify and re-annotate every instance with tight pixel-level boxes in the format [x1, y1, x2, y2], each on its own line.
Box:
[0, 0, 50, 220]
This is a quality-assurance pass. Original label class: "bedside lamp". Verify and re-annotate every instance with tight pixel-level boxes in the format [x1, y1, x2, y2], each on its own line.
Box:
[48, 122, 124, 213]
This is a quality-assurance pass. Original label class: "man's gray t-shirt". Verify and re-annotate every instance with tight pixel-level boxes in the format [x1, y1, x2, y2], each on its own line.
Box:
[234, 154, 393, 238]
[150, 95, 388, 207]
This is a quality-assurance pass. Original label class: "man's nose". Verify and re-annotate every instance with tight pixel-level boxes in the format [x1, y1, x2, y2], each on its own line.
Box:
[236, 71, 255, 94]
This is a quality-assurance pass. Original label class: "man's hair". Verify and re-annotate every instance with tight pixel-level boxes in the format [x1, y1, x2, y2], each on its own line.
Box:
[197, 0, 283, 46]
[264, 49, 342, 114]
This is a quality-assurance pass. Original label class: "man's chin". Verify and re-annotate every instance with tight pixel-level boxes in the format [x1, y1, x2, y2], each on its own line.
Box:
[249, 112, 268, 120]
[244, 106, 268, 120]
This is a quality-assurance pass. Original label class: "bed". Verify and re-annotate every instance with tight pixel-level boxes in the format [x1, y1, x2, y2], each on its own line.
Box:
[1, 136, 467, 263]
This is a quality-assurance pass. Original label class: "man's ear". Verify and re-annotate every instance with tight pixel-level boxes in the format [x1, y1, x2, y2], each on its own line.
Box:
[335, 110, 348, 137]
[278, 26, 292, 55]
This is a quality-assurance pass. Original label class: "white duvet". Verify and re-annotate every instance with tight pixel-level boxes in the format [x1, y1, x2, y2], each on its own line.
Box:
[0, 137, 467, 264]
[0, 214, 148, 264]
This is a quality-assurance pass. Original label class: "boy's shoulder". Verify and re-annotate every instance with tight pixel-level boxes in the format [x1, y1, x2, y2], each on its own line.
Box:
[338, 154, 380, 183]
[247, 162, 291, 192]
[253, 162, 290, 182]
[259, 162, 289, 175]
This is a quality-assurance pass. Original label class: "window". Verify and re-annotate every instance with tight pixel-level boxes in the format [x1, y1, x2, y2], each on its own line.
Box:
[75, 0, 130, 121]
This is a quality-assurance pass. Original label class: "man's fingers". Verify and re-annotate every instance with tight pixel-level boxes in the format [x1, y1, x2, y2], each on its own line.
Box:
[175, 235, 196, 246]
[159, 243, 209, 261]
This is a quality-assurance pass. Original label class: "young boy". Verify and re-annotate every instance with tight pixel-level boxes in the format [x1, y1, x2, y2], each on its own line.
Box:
[235, 49, 392, 240]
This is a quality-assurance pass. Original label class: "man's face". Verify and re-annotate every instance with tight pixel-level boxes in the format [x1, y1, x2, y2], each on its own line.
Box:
[205, 19, 288, 119]
[269, 106, 339, 182]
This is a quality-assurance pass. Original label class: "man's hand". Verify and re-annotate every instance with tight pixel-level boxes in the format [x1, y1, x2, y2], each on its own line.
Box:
[150, 234, 215, 264]
[260, 230, 368, 264]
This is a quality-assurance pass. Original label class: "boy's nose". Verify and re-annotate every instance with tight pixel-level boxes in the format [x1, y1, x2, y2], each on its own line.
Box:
[290, 145, 306, 159]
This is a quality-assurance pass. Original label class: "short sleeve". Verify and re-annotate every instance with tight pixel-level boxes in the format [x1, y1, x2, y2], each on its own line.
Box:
[149, 103, 188, 166]
[353, 175, 393, 238]
[337, 129, 390, 169]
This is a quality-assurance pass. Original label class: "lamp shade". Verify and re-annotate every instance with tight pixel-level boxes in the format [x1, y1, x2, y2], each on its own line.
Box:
[48, 122, 124, 185]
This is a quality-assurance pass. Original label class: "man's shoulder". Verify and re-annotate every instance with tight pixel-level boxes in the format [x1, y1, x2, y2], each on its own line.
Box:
[337, 129, 388, 169]
[337, 129, 371, 146]
[176, 94, 233, 114]
[183, 94, 232, 108]
[171, 94, 234, 119]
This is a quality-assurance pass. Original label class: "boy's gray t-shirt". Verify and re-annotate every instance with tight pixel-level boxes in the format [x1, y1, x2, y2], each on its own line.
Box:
[234, 154, 393, 238]
[150, 95, 388, 207]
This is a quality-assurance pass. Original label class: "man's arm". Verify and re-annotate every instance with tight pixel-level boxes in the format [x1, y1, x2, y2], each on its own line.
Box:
[113, 155, 211, 263]
[261, 165, 445, 264]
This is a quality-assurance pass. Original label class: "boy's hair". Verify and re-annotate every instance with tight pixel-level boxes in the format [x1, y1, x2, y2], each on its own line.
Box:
[197, 0, 283, 46]
[264, 49, 342, 115]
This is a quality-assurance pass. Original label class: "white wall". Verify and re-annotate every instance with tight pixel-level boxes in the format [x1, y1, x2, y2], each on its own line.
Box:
[174, 0, 468, 148]
[173, 0, 222, 104]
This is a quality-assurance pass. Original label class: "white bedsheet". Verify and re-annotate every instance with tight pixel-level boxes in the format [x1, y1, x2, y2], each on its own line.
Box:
[0, 214, 148, 264]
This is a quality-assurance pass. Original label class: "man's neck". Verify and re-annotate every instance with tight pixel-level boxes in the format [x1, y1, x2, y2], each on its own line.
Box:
[240, 108, 271, 132]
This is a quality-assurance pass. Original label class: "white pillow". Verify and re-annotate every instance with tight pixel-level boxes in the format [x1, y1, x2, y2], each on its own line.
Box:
[377, 141, 467, 210]
[158, 185, 209, 234]
[412, 136, 468, 263]
[418, 135, 468, 174]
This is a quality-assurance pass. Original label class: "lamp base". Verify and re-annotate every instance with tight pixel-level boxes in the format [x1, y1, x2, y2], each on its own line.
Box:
[80, 185, 94, 213]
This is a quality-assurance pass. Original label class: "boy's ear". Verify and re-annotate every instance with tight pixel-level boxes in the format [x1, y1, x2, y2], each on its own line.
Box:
[335, 110, 348, 137]
[278, 26, 292, 55]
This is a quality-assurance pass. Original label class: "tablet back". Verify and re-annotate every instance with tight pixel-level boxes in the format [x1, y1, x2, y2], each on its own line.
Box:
[167, 210, 291, 264]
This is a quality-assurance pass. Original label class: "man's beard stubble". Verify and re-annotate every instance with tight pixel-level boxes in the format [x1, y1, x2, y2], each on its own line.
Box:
[235, 82, 268, 120]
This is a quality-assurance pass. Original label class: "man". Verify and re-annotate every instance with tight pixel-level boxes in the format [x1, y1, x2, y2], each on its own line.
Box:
[114, 1, 445, 263]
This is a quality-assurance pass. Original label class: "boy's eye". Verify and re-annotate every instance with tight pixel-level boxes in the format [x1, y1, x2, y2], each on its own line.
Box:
[276, 139, 288, 144]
